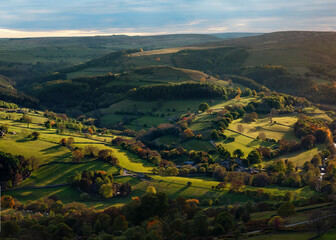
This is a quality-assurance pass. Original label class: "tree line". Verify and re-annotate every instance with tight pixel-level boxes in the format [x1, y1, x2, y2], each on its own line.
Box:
[128, 82, 232, 100]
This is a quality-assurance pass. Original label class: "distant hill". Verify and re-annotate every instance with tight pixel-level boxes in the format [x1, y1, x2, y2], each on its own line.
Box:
[201, 31, 336, 76]
[0, 34, 221, 51]
[210, 32, 263, 39]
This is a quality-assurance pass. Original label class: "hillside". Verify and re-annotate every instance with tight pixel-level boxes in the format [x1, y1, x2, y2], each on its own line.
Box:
[0, 34, 221, 97]
[201, 31, 336, 77]
[22, 65, 222, 115]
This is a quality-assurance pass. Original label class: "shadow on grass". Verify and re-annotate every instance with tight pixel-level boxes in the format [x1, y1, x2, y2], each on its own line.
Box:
[40, 144, 63, 153]
[53, 152, 72, 161]
[174, 186, 189, 195]
[16, 138, 33, 143]
[121, 148, 155, 168]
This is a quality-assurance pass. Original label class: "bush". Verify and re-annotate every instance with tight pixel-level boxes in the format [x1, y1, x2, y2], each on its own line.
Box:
[277, 202, 296, 217]
[80, 193, 90, 201]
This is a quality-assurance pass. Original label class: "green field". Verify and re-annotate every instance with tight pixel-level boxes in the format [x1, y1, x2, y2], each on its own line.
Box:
[228, 114, 298, 141]
[18, 161, 120, 187]
[273, 144, 325, 167]
[217, 130, 275, 155]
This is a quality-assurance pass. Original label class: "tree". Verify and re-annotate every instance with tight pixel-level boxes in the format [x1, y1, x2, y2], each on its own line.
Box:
[199, 102, 210, 112]
[253, 172, 271, 187]
[233, 149, 244, 158]
[310, 210, 326, 237]
[301, 135, 316, 150]
[193, 212, 208, 237]
[67, 137, 74, 147]
[230, 178, 244, 192]
[21, 114, 32, 128]
[277, 202, 296, 217]
[123, 226, 146, 240]
[258, 132, 266, 141]
[57, 123, 66, 133]
[268, 216, 284, 231]
[237, 124, 244, 133]
[213, 166, 226, 181]
[252, 90, 257, 97]
[215, 211, 234, 232]
[243, 112, 258, 122]
[247, 150, 262, 164]
[311, 154, 322, 167]
[80, 193, 90, 201]
[218, 145, 231, 159]
[268, 108, 278, 123]
[183, 128, 195, 139]
[31, 131, 40, 140]
[28, 156, 39, 170]
[113, 215, 128, 231]
[2, 221, 21, 238]
[84, 145, 100, 157]
[210, 129, 220, 140]
[98, 149, 113, 160]
[1, 195, 15, 208]
[146, 186, 157, 194]
[59, 138, 67, 146]
[236, 87, 242, 96]
[45, 121, 52, 129]
[0, 123, 9, 133]
[52, 223, 75, 240]
[99, 183, 114, 198]
[72, 148, 84, 162]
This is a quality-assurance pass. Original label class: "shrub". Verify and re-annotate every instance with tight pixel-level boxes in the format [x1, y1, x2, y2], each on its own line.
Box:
[80, 193, 90, 201]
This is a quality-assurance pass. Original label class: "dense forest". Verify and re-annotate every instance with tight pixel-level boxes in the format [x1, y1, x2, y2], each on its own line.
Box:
[128, 83, 232, 100]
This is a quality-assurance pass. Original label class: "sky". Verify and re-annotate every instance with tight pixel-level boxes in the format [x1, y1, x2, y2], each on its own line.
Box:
[0, 0, 336, 37]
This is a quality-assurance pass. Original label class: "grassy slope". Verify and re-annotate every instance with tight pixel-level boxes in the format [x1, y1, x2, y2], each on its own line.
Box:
[228, 115, 298, 141]
[199, 31, 336, 79]
[18, 161, 120, 187]
[0, 112, 155, 172]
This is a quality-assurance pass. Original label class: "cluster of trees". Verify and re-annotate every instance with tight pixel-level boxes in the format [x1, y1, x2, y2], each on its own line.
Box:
[0, 151, 39, 189]
[229, 75, 269, 92]
[68, 170, 132, 198]
[160, 147, 187, 160]
[0, 100, 18, 109]
[112, 137, 162, 165]
[139, 123, 181, 143]
[44, 111, 99, 134]
[128, 83, 232, 100]
[3, 187, 335, 240]
[26, 73, 130, 114]
[237, 65, 336, 106]
[210, 105, 246, 140]
[0, 190, 253, 240]
[245, 93, 310, 114]
[0, 86, 39, 108]
[294, 115, 335, 153]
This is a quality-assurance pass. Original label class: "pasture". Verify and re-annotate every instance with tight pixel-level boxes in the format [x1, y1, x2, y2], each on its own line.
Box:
[228, 114, 298, 141]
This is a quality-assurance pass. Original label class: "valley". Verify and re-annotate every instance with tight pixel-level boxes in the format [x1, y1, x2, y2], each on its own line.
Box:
[1, 32, 336, 240]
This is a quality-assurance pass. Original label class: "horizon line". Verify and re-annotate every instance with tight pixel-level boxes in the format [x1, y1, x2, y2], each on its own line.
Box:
[0, 28, 335, 39]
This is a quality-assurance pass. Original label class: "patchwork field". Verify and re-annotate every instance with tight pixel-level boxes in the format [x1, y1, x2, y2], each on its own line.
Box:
[228, 114, 298, 141]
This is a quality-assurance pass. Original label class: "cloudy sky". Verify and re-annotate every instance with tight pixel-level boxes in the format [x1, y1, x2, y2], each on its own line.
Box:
[1, 0, 335, 37]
